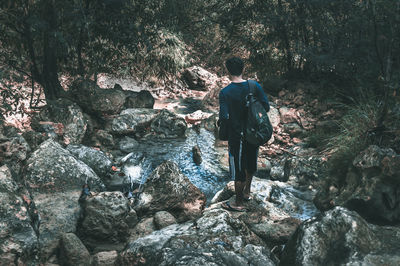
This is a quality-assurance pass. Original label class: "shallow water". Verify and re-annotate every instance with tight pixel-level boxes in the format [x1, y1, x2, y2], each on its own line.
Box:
[122, 128, 229, 201]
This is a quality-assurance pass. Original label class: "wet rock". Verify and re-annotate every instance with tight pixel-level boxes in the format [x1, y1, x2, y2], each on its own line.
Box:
[31, 98, 87, 145]
[24, 139, 105, 194]
[280, 207, 400, 265]
[182, 66, 217, 91]
[66, 144, 113, 181]
[314, 145, 400, 224]
[192, 145, 202, 165]
[92, 250, 118, 266]
[111, 108, 158, 135]
[69, 79, 127, 116]
[270, 165, 286, 181]
[154, 211, 177, 229]
[257, 158, 272, 179]
[211, 181, 235, 204]
[124, 90, 155, 109]
[118, 136, 139, 153]
[148, 109, 187, 139]
[0, 165, 38, 265]
[78, 191, 131, 252]
[59, 233, 91, 266]
[135, 161, 206, 222]
[119, 208, 272, 266]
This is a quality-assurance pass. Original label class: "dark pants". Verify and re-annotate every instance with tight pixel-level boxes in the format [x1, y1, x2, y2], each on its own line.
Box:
[228, 140, 259, 182]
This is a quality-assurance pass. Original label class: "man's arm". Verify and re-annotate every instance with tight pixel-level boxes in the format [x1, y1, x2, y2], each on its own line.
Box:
[219, 90, 229, 120]
[254, 81, 270, 112]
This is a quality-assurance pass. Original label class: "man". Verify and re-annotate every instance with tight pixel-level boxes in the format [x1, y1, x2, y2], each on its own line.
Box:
[219, 57, 270, 211]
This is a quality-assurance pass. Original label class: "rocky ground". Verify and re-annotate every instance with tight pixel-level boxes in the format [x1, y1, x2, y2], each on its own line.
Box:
[1, 66, 400, 265]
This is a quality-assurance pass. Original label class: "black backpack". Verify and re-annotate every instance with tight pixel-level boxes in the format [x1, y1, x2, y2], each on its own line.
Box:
[244, 80, 273, 146]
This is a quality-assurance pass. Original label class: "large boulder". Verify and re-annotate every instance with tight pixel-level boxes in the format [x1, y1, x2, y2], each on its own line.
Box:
[78, 191, 136, 253]
[111, 108, 159, 135]
[135, 161, 206, 222]
[314, 145, 400, 224]
[59, 233, 91, 266]
[182, 66, 218, 91]
[280, 207, 400, 265]
[119, 208, 274, 265]
[124, 90, 155, 109]
[24, 139, 105, 194]
[66, 144, 113, 182]
[148, 109, 187, 139]
[0, 165, 38, 265]
[31, 98, 87, 145]
[23, 139, 105, 260]
[69, 79, 127, 116]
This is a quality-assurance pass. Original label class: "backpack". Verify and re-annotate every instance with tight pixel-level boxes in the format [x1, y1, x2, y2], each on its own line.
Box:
[244, 80, 273, 146]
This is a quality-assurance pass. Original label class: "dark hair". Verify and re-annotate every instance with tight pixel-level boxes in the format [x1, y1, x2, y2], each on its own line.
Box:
[225, 57, 244, 76]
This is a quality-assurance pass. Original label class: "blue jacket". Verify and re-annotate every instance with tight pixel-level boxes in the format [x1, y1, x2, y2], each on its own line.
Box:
[219, 80, 270, 143]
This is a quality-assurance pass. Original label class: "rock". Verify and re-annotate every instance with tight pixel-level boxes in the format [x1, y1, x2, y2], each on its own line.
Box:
[280, 207, 400, 265]
[148, 109, 187, 139]
[24, 139, 105, 194]
[257, 158, 272, 179]
[184, 110, 213, 125]
[279, 106, 299, 124]
[314, 145, 400, 224]
[22, 130, 48, 151]
[78, 192, 131, 252]
[118, 136, 139, 153]
[284, 156, 324, 187]
[128, 217, 156, 242]
[111, 108, 159, 135]
[154, 211, 177, 229]
[192, 145, 202, 165]
[270, 165, 286, 182]
[23, 139, 105, 260]
[0, 130, 30, 174]
[92, 251, 118, 266]
[282, 123, 304, 137]
[135, 161, 206, 222]
[0, 165, 39, 265]
[93, 130, 115, 147]
[31, 98, 87, 145]
[268, 106, 280, 128]
[66, 144, 113, 181]
[119, 208, 273, 266]
[124, 90, 155, 109]
[59, 233, 91, 266]
[182, 66, 217, 91]
[210, 181, 235, 204]
[69, 79, 127, 116]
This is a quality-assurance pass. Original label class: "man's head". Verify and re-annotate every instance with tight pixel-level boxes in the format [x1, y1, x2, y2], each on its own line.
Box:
[225, 57, 244, 76]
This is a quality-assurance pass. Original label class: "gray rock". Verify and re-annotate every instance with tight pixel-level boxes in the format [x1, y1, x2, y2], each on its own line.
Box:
[257, 158, 272, 179]
[79, 192, 131, 252]
[69, 79, 127, 116]
[94, 130, 115, 147]
[182, 66, 216, 91]
[24, 139, 105, 194]
[22, 130, 49, 151]
[118, 136, 139, 153]
[148, 109, 187, 139]
[119, 208, 272, 265]
[270, 165, 286, 181]
[153, 211, 177, 229]
[0, 165, 38, 265]
[66, 144, 112, 181]
[124, 90, 155, 109]
[111, 109, 159, 135]
[0, 132, 30, 174]
[92, 250, 118, 266]
[59, 233, 91, 266]
[31, 98, 87, 145]
[135, 161, 206, 222]
[314, 145, 400, 224]
[280, 207, 400, 265]
[128, 217, 156, 243]
[268, 105, 280, 128]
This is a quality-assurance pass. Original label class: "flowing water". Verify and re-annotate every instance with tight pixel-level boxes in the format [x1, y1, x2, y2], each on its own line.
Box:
[121, 127, 319, 220]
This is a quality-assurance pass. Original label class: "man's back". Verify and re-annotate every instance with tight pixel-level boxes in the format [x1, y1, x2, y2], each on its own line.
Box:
[219, 80, 270, 143]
